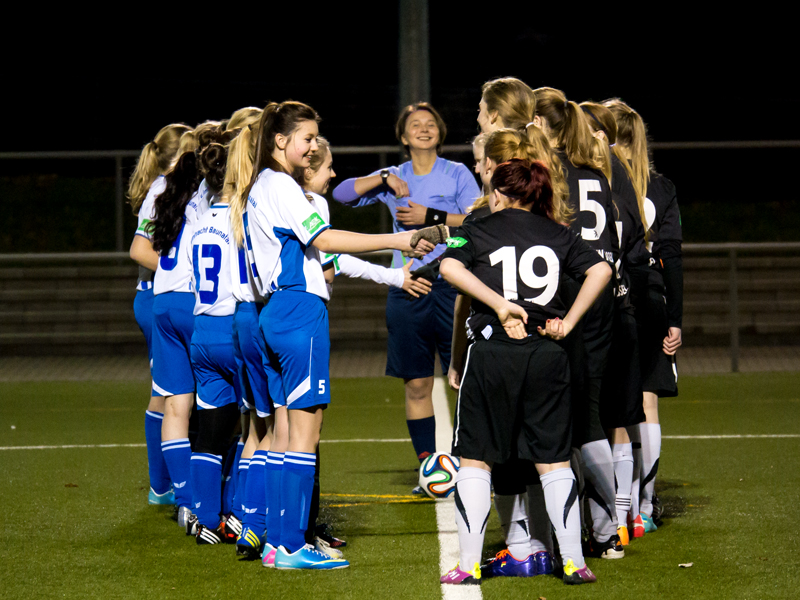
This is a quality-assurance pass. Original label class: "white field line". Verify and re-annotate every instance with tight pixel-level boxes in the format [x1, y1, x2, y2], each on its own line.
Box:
[3, 433, 800, 452]
[432, 377, 481, 600]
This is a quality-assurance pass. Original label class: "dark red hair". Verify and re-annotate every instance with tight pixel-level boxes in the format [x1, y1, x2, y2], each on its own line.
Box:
[490, 158, 555, 221]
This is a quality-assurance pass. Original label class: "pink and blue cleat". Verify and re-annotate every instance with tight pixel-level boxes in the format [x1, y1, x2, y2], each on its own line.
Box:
[441, 562, 481, 585]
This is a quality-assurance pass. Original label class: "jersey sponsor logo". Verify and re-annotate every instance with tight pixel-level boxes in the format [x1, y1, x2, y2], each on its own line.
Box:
[302, 212, 325, 235]
[446, 236, 468, 248]
[136, 219, 152, 234]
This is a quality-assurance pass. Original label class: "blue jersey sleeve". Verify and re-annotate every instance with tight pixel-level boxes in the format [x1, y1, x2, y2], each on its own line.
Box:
[452, 163, 481, 214]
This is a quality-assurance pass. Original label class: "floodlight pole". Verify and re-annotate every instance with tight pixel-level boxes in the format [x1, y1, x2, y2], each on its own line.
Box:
[399, 0, 430, 108]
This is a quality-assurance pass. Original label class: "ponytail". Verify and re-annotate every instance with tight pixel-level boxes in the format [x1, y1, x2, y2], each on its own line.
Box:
[532, 88, 604, 172]
[127, 123, 191, 214]
[481, 77, 536, 131]
[225, 127, 257, 248]
[150, 151, 202, 254]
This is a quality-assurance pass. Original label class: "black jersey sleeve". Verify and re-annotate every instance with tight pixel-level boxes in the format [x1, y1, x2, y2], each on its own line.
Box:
[441, 224, 476, 269]
[562, 232, 604, 281]
[662, 249, 683, 328]
[653, 176, 682, 328]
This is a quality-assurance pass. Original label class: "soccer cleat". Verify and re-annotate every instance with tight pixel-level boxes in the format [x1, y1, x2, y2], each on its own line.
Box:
[586, 533, 625, 559]
[618, 525, 630, 546]
[177, 506, 193, 530]
[652, 493, 664, 523]
[481, 549, 536, 578]
[274, 544, 350, 570]
[533, 551, 554, 575]
[411, 485, 426, 496]
[632, 514, 645, 538]
[261, 542, 277, 568]
[562, 559, 597, 585]
[641, 513, 658, 533]
[237, 526, 265, 560]
[148, 487, 175, 505]
[185, 513, 198, 536]
[196, 523, 222, 545]
[315, 523, 347, 548]
[314, 536, 344, 559]
[441, 562, 481, 585]
[223, 514, 242, 538]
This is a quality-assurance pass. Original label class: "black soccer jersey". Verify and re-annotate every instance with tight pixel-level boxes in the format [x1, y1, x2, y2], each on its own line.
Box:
[644, 172, 683, 327]
[611, 155, 649, 301]
[559, 153, 619, 266]
[442, 208, 603, 340]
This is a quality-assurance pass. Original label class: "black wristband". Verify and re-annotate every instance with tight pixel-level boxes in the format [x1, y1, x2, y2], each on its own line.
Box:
[424, 207, 448, 226]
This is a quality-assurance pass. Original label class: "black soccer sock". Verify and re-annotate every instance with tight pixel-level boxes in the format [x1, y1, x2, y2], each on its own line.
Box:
[407, 416, 436, 462]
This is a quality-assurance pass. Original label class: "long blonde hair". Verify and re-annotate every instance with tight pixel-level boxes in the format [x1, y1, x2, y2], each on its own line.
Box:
[581, 101, 647, 232]
[603, 99, 651, 205]
[225, 125, 258, 248]
[481, 77, 536, 131]
[533, 87, 604, 172]
[127, 123, 191, 214]
[226, 107, 263, 132]
[481, 128, 573, 225]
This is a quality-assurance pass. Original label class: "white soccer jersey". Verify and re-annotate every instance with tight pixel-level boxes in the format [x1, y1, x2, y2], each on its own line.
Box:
[230, 208, 266, 304]
[190, 203, 236, 316]
[154, 180, 212, 295]
[244, 169, 331, 300]
[134, 176, 166, 291]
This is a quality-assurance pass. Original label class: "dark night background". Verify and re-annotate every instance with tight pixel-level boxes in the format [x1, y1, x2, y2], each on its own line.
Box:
[2, 8, 796, 251]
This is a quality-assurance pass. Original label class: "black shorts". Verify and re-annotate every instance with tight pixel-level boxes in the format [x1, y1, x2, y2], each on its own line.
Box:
[636, 287, 678, 397]
[600, 304, 646, 429]
[452, 336, 572, 465]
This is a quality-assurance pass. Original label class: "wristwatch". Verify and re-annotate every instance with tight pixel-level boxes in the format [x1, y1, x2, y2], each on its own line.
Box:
[380, 169, 390, 186]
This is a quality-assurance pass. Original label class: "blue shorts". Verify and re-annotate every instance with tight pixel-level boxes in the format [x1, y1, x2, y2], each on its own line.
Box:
[152, 291, 196, 396]
[191, 314, 238, 410]
[259, 290, 331, 410]
[234, 301, 272, 417]
[133, 288, 163, 398]
[385, 278, 456, 380]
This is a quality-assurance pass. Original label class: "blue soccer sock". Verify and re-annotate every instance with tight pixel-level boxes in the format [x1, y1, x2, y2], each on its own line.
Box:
[406, 416, 436, 462]
[265, 452, 284, 547]
[144, 410, 170, 495]
[242, 451, 268, 537]
[222, 438, 243, 516]
[161, 438, 192, 508]
[233, 457, 249, 521]
[190, 453, 223, 528]
[280, 451, 317, 553]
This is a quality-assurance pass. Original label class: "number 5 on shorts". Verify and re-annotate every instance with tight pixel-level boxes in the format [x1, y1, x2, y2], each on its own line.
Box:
[319, 380, 326, 394]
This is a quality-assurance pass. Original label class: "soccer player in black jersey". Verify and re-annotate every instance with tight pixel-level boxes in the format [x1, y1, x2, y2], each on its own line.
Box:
[532, 87, 623, 557]
[581, 101, 649, 545]
[605, 99, 682, 536]
[439, 159, 611, 586]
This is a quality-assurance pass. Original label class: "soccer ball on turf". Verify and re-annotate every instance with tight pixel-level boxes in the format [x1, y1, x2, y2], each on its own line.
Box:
[418, 452, 460, 498]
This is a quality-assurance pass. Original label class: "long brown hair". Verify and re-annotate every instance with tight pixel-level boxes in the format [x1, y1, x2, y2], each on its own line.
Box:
[127, 123, 191, 215]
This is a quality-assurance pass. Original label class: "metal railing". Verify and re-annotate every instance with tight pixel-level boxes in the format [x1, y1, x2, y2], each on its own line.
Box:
[683, 242, 800, 372]
[4, 140, 799, 252]
[3, 242, 800, 371]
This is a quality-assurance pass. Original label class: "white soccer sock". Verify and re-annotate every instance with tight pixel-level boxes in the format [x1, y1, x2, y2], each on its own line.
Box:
[639, 423, 662, 517]
[580, 440, 619, 542]
[526, 483, 554, 554]
[453, 467, 492, 570]
[612, 443, 634, 528]
[627, 425, 642, 519]
[494, 493, 533, 559]
[540, 467, 584, 569]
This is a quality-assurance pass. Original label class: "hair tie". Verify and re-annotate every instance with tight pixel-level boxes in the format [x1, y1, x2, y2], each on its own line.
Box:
[581, 106, 605, 132]
[526, 122, 536, 129]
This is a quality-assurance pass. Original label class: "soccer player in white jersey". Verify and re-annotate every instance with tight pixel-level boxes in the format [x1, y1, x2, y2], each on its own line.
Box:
[242, 100, 431, 570]
[128, 123, 191, 507]
[150, 123, 220, 528]
[187, 155, 241, 544]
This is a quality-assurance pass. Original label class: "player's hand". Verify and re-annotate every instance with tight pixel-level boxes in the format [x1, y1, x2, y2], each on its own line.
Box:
[386, 174, 410, 198]
[447, 364, 463, 390]
[537, 317, 573, 340]
[497, 301, 528, 340]
[663, 326, 682, 355]
[398, 231, 435, 257]
[401, 260, 433, 298]
[396, 200, 427, 225]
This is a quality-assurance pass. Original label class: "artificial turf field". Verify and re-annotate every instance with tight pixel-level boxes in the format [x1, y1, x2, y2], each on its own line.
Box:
[2, 373, 800, 599]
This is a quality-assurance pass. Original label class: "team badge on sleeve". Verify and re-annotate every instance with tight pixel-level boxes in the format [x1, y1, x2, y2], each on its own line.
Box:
[446, 237, 468, 248]
[302, 213, 325, 236]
